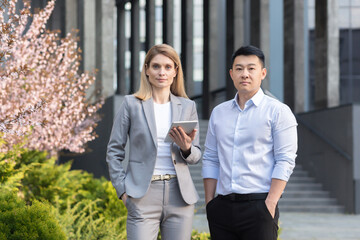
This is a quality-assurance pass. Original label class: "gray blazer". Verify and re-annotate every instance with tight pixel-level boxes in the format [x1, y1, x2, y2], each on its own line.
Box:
[106, 94, 201, 205]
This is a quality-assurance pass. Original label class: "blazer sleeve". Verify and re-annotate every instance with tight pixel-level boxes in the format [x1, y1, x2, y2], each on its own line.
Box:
[106, 96, 130, 198]
[180, 101, 202, 164]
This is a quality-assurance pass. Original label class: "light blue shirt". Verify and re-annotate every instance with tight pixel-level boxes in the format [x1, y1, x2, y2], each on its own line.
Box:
[202, 88, 298, 194]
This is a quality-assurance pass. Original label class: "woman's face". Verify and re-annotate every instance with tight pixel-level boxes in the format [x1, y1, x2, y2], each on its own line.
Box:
[145, 54, 177, 91]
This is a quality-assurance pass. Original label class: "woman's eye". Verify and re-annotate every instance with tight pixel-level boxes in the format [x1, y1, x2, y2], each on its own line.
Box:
[153, 65, 160, 69]
[166, 65, 173, 70]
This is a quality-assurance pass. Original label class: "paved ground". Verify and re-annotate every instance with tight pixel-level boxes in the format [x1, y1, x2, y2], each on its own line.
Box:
[193, 212, 360, 240]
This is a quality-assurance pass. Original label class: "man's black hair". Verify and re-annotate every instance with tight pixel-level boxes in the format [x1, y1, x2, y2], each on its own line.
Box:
[231, 45, 265, 68]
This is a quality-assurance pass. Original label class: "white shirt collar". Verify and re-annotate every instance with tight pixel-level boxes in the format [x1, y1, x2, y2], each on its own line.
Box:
[232, 88, 265, 110]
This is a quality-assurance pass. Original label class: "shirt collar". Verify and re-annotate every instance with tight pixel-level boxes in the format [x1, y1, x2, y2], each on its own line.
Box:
[232, 88, 265, 110]
[251, 88, 265, 107]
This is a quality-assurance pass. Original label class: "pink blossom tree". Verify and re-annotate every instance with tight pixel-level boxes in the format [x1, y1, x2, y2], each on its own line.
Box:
[0, 0, 102, 153]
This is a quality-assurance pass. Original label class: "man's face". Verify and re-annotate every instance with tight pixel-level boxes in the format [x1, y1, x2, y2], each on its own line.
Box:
[230, 55, 267, 98]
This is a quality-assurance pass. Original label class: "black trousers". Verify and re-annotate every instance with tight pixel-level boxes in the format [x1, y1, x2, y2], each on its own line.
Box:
[206, 194, 279, 240]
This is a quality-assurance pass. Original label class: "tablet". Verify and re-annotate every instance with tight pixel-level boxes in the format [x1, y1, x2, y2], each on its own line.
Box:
[164, 120, 198, 142]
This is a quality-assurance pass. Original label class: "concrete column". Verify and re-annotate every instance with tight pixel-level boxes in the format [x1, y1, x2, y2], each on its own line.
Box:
[82, 0, 97, 71]
[116, 0, 127, 95]
[284, 0, 295, 109]
[226, 0, 235, 101]
[269, 0, 283, 101]
[250, 0, 260, 47]
[181, 0, 194, 96]
[234, 0, 245, 48]
[81, 0, 97, 99]
[250, 0, 270, 91]
[145, 0, 156, 51]
[203, 0, 210, 119]
[202, 0, 225, 118]
[226, 0, 245, 100]
[327, 0, 340, 108]
[65, 0, 78, 33]
[95, 0, 115, 98]
[294, 0, 305, 112]
[130, 0, 140, 93]
[354, 105, 360, 214]
[163, 0, 174, 45]
[243, 0, 251, 45]
[315, 0, 340, 109]
[284, 0, 305, 112]
[260, 0, 270, 92]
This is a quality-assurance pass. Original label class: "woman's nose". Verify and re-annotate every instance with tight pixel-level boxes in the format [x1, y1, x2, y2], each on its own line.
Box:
[159, 67, 166, 75]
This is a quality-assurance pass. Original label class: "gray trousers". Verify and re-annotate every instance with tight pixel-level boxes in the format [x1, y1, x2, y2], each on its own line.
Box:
[125, 178, 195, 240]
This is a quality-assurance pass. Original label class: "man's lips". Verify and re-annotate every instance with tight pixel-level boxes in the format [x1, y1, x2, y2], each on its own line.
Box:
[240, 81, 250, 85]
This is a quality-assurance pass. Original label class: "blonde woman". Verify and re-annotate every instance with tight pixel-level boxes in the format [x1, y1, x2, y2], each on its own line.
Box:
[106, 44, 201, 240]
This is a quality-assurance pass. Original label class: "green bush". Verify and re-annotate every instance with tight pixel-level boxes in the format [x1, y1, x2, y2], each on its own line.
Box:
[15, 150, 128, 239]
[0, 141, 25, 191]
[0, 190, 66, 240]
[191, 230, 211, 240]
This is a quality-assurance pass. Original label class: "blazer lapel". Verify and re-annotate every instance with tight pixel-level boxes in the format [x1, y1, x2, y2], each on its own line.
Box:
[142, 98, 157, 147]
[170, 94, 182, 122]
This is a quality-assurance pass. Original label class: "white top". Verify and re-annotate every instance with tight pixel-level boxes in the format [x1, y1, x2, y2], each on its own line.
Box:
[202, 88, 298, 194]
[153, 101, 176, 175]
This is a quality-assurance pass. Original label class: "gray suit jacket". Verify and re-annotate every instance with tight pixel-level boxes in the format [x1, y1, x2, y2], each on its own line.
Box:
[106, 94, 201, 205]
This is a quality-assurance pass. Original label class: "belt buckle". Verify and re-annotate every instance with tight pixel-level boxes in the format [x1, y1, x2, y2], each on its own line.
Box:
[162, 174, 170, 181]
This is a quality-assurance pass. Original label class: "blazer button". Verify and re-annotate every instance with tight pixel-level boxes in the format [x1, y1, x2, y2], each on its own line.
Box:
[173, 160, 176, 165]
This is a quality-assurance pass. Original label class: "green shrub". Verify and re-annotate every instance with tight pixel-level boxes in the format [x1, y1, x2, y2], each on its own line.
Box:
[0, 141, 25, 191]
[14, 149, 128, 239]
[191, 230, 211, 240]
[52, 198, 126, 240]
[0, 190, 66, 240]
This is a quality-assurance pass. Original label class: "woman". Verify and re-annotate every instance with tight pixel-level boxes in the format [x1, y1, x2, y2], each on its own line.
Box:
[106, 44, 201, 240]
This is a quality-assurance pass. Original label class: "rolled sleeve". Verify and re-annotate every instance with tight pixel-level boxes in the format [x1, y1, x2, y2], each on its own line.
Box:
[271, 106, 298, 181]
[202, 116, 220, 180]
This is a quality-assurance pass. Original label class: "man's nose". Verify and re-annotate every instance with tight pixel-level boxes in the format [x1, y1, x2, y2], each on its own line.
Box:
[241, 69, 249, 78]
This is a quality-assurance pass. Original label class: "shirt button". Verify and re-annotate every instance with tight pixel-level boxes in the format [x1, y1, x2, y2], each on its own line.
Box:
[173, 160, 176, 165]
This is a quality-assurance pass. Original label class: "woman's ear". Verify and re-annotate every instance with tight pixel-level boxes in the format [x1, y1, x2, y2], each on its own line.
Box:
[145, 64, 148, 76]
[175, 65, 178, 75]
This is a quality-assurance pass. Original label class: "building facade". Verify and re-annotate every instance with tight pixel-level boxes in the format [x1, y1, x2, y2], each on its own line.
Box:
[27, 0, 360, 213]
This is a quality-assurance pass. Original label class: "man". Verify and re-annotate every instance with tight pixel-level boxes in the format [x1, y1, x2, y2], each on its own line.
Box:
[202, 45, 297, 240]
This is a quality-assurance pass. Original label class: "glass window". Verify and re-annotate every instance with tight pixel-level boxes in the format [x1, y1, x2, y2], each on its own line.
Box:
[339, 7, 350, 29]
[352, 30, 360, 76]
[352, 0, 360, 7]
[193, 5, 203, 21]
[308, 8, 315, 29]
[339, 0, 351, 7]
[193, 21, 203, 37]
[351, 7, 360, 27]
[308, 0, 315, 8]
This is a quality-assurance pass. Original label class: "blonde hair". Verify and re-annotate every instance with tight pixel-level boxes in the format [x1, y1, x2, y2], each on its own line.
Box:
[134, 44, 188, 100]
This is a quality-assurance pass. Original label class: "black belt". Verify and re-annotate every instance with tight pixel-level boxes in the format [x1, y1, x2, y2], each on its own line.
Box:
[218, 193, 268, 201]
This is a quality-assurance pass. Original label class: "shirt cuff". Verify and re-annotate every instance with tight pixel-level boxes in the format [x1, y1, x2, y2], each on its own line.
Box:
[271, 167, 293, 182]
[202, 166, 219, 180]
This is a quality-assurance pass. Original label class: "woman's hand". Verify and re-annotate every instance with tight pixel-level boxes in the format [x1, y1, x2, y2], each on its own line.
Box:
[169, 126, 197, 154]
